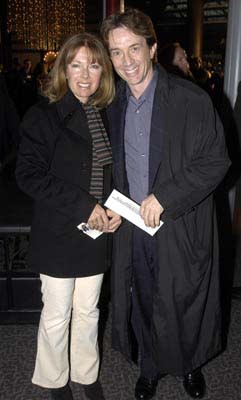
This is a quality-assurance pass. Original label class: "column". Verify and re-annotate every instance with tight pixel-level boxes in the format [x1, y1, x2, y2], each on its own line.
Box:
[188, 0, 204, 58]
[223, 0, 241, 220]
[103, 0, 123, 18]
[223, 0, 241, 108]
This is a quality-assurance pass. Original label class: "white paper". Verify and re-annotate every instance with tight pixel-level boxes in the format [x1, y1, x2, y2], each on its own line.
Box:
[104, 189, 163, 236]
[77, 223, 103, 239]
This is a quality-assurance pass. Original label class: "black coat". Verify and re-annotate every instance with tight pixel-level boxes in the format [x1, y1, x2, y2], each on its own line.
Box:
[107, 66, 231, 375]
[0, 76, 20, 164]
[16, 90, 111, 278]
[233, 81, 241, 209]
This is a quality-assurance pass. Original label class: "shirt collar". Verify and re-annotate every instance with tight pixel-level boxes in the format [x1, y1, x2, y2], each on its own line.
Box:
[126, 68, 158, 104]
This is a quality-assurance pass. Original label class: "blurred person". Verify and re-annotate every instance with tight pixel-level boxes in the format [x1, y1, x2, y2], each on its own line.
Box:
[101, 8, 230, 400]
[15, 33, 121, 400]
[0, 75, 20, 173]
[232, 80, 241, 300]
[209, 64, 225, 112]
[159, 42, 193, 79]
[19, 58, 37, 117]
[19, 59, 32, 79]
[5, 57, 22, 115]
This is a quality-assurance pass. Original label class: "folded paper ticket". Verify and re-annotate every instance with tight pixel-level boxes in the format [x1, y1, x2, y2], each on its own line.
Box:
[77, 223, 103, 239]
[104, 189, 163, 236]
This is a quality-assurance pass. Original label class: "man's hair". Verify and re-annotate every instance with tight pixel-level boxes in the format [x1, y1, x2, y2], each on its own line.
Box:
[101, 8, 158, 64]
[44, 33, 115, 108]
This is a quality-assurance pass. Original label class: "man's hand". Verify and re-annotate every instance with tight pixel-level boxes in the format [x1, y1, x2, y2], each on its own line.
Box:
[140, 194, 164, 228]
[87, 204, 109, 231]
[106, 209, 122, 232]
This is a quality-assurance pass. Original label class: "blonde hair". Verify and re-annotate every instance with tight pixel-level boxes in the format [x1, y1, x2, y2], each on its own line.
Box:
[44, 33, 115, 108]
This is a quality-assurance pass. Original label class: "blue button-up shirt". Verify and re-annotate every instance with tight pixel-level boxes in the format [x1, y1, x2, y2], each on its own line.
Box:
[124, 70, 158, 203]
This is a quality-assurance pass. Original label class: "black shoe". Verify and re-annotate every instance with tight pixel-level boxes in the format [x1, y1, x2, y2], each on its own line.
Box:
[135, 376, 158, 400]
[183, 369, 206, 399]
[232, 286, 241, 300]
[83, 381, 105, 400]
[50, 383, 73, 400]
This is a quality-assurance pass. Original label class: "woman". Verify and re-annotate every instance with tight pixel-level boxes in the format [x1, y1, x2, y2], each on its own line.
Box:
[16, 33, 121, 400]
[159, 42, 194, 80]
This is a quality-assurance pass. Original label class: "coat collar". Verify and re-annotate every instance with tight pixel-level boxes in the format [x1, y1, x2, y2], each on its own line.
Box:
[115, 64, 170, 104]
[55, 90, 90, 141]
[112, 65, 171, 192]
[149, 65, 171, 190]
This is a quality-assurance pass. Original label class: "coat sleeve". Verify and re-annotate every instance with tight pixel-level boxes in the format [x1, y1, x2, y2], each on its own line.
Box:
[15, 105, 97, 224]
[153, 93, 231, 220]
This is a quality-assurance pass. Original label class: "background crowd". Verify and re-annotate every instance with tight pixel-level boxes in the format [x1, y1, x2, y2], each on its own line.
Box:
[0, 46, 227, 179]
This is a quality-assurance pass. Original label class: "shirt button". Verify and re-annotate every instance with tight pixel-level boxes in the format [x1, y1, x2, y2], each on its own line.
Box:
[141, 154, 145, 157]
[136, 109, 140, 114]
[139, 131, 143, 136]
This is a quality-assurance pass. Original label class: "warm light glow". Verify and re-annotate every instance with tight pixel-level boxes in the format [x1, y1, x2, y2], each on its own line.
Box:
[7, 0, 85, 51]
[43, 51, 58, 64]
[120, 0, 125, 12]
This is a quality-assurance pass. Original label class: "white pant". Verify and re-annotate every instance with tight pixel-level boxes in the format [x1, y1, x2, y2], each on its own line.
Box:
[32, 273, 104, 388]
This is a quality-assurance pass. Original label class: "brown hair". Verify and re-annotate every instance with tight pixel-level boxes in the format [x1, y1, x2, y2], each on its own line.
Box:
[44, 33, 115, 107]
[101, 8, 157, 64]
[159, 42, 181, 70]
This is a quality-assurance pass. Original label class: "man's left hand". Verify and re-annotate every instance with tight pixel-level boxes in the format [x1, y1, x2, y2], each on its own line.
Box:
[140, 194, 164, 228]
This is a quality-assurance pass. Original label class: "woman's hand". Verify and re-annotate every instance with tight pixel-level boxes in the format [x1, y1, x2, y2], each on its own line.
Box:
[87, 204, 109, 231]
[106, 209, 122, 232]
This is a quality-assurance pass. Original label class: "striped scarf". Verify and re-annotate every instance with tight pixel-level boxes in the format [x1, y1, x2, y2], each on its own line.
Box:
[83, 104, 112, 202]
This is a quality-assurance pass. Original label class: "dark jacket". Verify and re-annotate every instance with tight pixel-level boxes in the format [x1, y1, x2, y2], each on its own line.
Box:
[107, 65, 231, 375]
[234, 81, 241, 151]
[16, 90, 111, 278]
[233, 81, 241, 209]
[0, 76, 20, 164]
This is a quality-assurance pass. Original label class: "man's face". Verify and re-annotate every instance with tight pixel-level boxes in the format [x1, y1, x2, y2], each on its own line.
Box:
[24, 60, 31, 70]
[108, 27, 156, 98]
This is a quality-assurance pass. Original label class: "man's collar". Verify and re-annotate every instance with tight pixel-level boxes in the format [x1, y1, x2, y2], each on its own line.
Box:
[126, 68, 158, 102]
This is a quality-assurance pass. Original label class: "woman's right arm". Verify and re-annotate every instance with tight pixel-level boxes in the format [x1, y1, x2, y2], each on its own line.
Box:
[16, 106, 97, 224]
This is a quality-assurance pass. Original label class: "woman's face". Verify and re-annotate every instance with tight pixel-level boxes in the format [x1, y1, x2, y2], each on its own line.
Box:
[66, 46, 103, 103]
[173, 46, 190, 76]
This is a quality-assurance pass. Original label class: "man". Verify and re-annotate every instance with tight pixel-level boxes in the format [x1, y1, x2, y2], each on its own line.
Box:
[101, 8, 230, 400]
[19, 59, 37, 117]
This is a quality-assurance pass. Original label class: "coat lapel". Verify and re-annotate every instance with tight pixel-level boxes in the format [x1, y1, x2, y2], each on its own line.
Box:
[108, 84, 129, 193]
[149, 67, 170, 191]
[110, 67, 171, 195]
[56, 90, 91, 142]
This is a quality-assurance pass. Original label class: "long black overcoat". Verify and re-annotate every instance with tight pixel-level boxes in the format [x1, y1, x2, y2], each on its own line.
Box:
[16, 90, 111, 278]
[107, 66, 231, 375]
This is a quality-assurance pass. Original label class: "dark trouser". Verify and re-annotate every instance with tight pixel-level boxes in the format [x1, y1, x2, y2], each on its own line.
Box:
[131, 227, 159, 379]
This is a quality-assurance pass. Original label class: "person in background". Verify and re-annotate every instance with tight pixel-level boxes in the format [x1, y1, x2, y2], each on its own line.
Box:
[159, 42, 193, 80]
[19, 58, 37, 117]
[101, 8, 230, 400]
[4, 58, 22, 117]
[15, 33, 121, 400]
[0, 75, 20, 174]
[231, 80, 241, 300]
